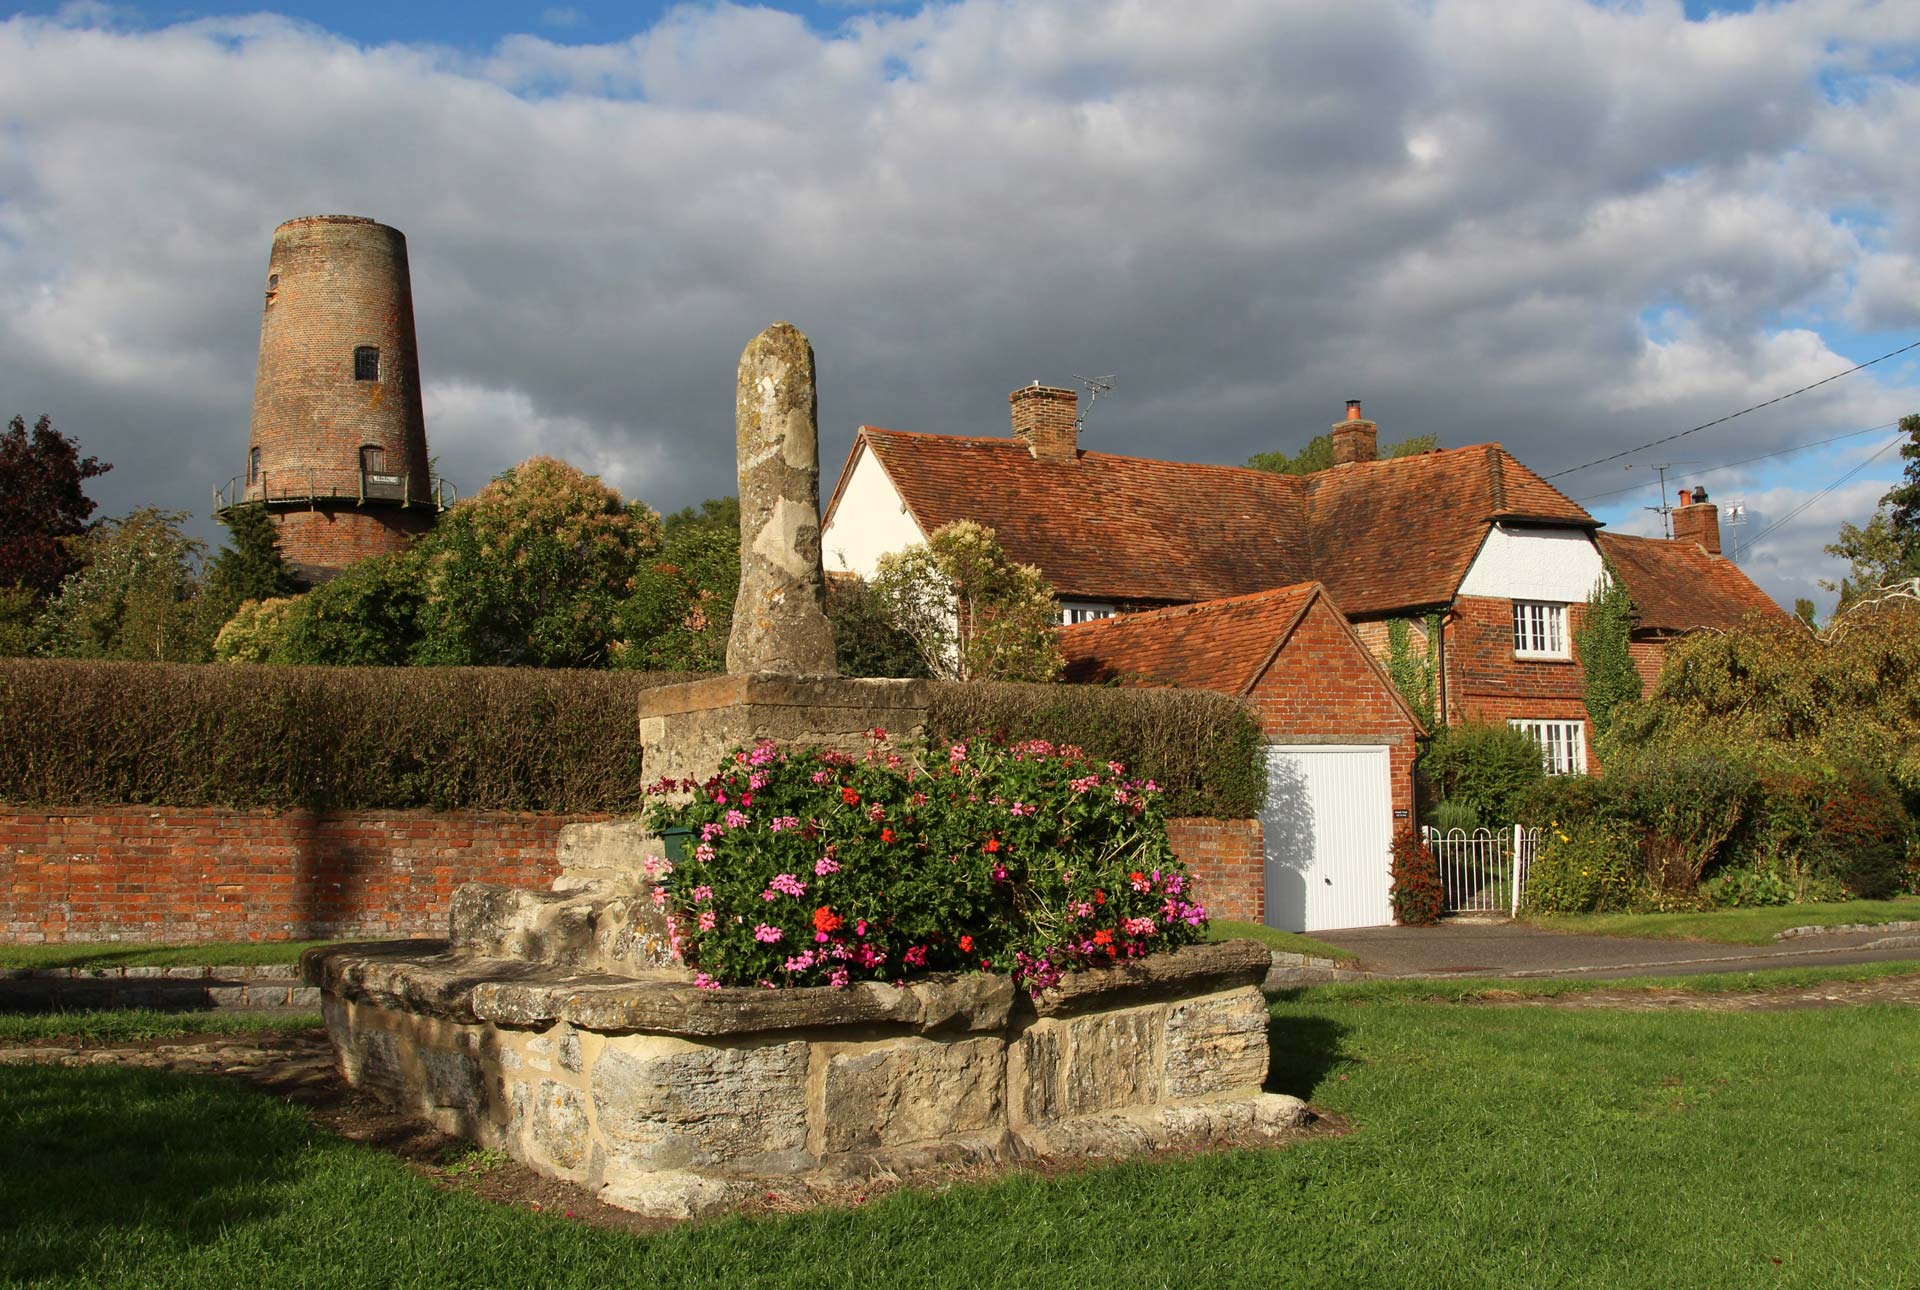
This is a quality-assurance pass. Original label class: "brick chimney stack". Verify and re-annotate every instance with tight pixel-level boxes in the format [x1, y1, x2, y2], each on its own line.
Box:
[1672, 485, 1722, 555]
[1010, 383, 1079, 464]
[1331, 399, 1378, 465]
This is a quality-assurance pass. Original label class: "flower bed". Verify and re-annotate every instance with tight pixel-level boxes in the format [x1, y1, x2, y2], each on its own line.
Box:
[644, 733, 1208, 994]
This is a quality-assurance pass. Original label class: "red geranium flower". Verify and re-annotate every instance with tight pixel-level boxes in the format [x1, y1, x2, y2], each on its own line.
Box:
[881, 828, 897, 844]
[841, 787, 860, 805]
[959, 934, 975, 952]
[1094, 889, 1107, 906]
[983, 838, 1002, 853]
[1093, 929, 1114, 946]
[814, 906, 843, 934]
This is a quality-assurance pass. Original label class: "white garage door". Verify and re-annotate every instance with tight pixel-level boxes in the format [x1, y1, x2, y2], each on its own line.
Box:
[1261, 744, 1393, 933]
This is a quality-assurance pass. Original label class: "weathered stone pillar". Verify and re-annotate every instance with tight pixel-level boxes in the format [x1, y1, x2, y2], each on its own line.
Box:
[727, 321, 838, 676]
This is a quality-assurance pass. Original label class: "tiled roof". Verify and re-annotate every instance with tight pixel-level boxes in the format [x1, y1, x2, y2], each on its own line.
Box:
[1057, 583, 1322, 692]
[841, 429, 1595, 617]
[1596, 532, 1790, 634]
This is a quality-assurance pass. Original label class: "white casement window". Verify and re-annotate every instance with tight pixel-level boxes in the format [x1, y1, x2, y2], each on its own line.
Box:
[1059, 601, 1116, 626]
[1510, 719, 1588, 775]
[1512, 601, 1569, 659]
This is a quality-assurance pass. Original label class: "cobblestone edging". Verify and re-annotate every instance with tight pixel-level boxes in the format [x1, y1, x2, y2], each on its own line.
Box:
[1775, 920, 1920, 941]
[0, 964, 321, 1010]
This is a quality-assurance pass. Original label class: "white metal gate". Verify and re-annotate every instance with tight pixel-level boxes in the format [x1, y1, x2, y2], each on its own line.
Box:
[1421, 826, 1541, 916]
[1262, 745, 1393, 932]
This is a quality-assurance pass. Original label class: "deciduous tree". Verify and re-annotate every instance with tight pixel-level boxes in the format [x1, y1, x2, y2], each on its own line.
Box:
[873, 520, 1063, 682]
[0, 414, 111, 596]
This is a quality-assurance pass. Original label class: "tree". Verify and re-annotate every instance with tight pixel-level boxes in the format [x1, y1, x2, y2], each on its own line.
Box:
[36, 507, 210, 661]
[1884, 412, 1920, 559]
[0, 414, 111, 596]
[1246, 432, 1437, 475]
[1822, 509, 1914, 611]
[413, 457, 663, 668]
[872, 520, 1064, 682]
[827, 575, 931, 679]
[204, 503, 298, 626]
[613, 517, 739, 672]
[1575, 567, 1640, 745]
[663, 495, 740, 537]
[1793, 598, 1818, 628]
[212, 596, 301, 663]
[271, 552, 425, 666]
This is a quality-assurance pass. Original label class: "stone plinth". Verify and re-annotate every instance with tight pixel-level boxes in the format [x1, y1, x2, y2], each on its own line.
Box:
[637, 674, 931, 786]
[306, 938, 1307, 1219]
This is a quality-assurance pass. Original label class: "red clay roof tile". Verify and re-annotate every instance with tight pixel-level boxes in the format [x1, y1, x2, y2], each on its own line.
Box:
[1596, 531, 1790, 633]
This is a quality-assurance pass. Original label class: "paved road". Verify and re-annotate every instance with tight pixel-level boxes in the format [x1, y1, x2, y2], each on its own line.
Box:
[1311, 921, 1920, 980]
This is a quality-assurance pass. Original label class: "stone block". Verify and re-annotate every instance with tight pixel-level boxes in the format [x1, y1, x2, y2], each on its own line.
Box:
[528, 1079, 589, 1173]
[287, 986, 321, 1008]
[1060, 1005, 1164, 1116]
[814, 1036, 1005, 1155]
[1164, 986, 1270, 1099]
[591, 1037, 811, 1174]
[1008, 1019, 1067, 1127]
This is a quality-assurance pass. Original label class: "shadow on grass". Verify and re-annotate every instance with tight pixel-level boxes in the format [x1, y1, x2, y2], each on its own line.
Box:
[0, 1064, 306, 1281]
[1264, 1012, 1348, 1100]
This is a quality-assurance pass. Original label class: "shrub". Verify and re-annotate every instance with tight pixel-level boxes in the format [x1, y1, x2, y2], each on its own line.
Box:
[926, 681, 1264, 819]
[1389, 827, 1444, 926]
[0, 659, 705, 812]
[213, 597, 300, 663]
[1417, 722, 1546, 827]
[1702, 867, 1793, 909]
[1611, 743, 1756, 896]
[1425, 799, 1479, 834]
[645, 734, 1206, 992]
[1524, 817, 1641, 914]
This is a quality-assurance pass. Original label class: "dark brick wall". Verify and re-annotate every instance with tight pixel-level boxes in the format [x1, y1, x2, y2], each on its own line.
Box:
[1167, 816, 1263, 924]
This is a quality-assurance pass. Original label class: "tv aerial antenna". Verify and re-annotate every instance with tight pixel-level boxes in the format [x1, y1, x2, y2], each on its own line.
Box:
[1721, 496, 1749, 560]
[1073, 374, 1115, 434]
[1624, 461, 1697, 539]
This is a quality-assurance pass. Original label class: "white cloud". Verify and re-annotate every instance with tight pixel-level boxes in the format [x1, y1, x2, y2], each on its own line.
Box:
[0, 0, 1916, 614]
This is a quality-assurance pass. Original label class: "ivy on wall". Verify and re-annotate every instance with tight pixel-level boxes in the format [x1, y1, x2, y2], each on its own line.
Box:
[1385, 614, 1440, 729]
[1576, 565, 1639, 744]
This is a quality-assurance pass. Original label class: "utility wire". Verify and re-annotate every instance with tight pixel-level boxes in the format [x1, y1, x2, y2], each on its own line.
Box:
[1571, 421, 1899, 504]
[1739, 434, 1905, 551]
[1544, 338, 1920, 480]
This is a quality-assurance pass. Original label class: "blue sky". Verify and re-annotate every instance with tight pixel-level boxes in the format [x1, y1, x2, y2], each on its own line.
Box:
[1, 0, 1916, 612]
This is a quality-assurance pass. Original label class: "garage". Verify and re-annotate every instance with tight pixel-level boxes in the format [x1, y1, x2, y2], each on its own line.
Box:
[1262, 744, 1394, 932]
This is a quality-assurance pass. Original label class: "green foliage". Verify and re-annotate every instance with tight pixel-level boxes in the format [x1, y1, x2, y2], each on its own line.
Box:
[1576, 566, 1639, 744]
[925, 681, 1266, 818]
[413, 457, 662, 668]
[613, 520, 738, 671]
[873, 520, 1064, 682]
[1821, 508, 1915, 610]
[1384, 615, 1438, 729]
[203, 503, 297, 625]
[1245, 432, 1438, 475]
[1523, 816, 1641, 914]
[1794, 597, 1818, 628]
[662, 494, 740, 536]
[1609, 743, 1756, 896]
[1389, 827, 1443, 925]
[1425, 799, 1480, 833]
[0, 414, 111, 596]
[0, 659, 701, 811]
[826, 575, 930, 679]
[1609, 596, 1920, 794]
[1736, 755, 1910, 900]
[212, 597, 300, 663]
[272, 551, 426, 666]
[35, 507, 212, 662]
[1883, 411, 1920, 565]
[646, 734, 1203, 991]
[1416, 722, 1546, 827]
[0, 584, 40, 657]
[1701, 867, 1794, 909]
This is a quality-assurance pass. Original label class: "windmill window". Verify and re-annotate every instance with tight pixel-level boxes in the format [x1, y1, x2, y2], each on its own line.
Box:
[249, 447, 261, 484]
[360, 445, 388, 475]
[354, 346, 380, 381]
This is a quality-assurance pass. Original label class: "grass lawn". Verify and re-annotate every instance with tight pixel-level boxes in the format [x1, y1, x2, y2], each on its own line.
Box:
[0, 1010, 324, 1045]
[0, 940, 338, 972]
[5, 973, 1918, 1287]
[1523, 896, 1920, 946]
[1204, 919, 1358, 962]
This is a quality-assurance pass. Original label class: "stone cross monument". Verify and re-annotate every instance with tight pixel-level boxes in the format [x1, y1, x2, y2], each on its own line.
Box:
[727, 322, 838, 676]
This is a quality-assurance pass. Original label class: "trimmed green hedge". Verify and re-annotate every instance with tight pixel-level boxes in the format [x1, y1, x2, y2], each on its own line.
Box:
[0, 660, 707, 813]
[925, 682, 1265, 819]
[0, 662, 1266, 818]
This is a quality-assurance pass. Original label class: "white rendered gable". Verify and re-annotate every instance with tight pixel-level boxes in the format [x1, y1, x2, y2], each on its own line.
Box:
[821, 444, 928, 580]
[1457, 524, 1606, 603]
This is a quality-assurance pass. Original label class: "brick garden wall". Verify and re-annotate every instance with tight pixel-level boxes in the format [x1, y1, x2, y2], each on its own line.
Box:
[0, 807, 595, 945]
[1, 806, 1270, 944]
[1166, 817, 1264, 924]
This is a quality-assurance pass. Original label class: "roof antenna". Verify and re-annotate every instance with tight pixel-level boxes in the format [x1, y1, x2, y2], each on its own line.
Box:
[1625, 461, 1696, 539]
[1074, 374, 1115, 435]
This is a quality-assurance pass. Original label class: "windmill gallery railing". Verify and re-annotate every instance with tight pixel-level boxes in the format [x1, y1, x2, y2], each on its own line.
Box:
[1421, 825, 1542, 916]
[214, 469, 456, 514]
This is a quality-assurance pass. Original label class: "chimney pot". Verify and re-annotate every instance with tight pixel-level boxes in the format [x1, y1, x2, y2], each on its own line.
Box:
[1672, 487, 1722, 556]
[1345, 399, 1364, 421]
[1677, 488, 1692, 507]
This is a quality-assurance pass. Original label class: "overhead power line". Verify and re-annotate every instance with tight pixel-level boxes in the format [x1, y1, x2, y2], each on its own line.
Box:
[1571, 421, 1899, 504]
[1739, 434, 1905, 551]
[1544, 338, 1920, 481]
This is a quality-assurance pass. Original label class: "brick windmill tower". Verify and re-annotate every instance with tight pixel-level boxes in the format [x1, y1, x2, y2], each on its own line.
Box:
[217, 215, 447, 584]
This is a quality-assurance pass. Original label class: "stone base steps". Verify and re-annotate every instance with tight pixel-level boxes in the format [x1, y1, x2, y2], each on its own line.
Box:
[0, 964, 321, 1011]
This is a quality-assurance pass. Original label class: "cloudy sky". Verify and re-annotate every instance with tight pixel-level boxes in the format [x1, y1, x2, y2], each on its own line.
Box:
[3, 0, 1917, 613]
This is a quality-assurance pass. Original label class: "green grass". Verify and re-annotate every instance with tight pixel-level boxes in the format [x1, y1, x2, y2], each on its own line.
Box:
[0, 1010, 324, 1045]
[1204, 919, 1358, 962]
[0, 940, 337, 971]
[5, 973, 1919, 1286]
[1523, 896, 1920, 945]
